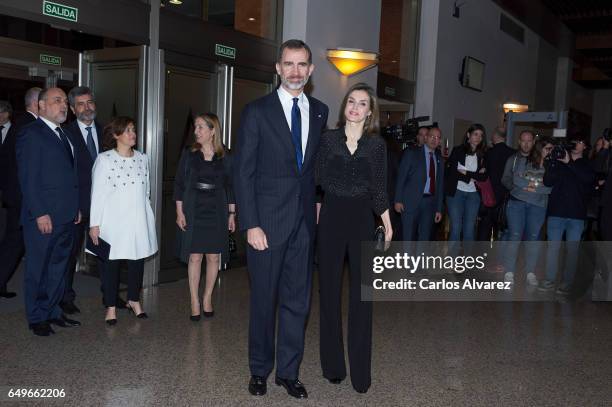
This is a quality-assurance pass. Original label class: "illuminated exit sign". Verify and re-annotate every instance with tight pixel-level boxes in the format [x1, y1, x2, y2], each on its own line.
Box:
[40, 54, 62, 66]
[215, 44, 236, 59]
[43, 1, 78, 23]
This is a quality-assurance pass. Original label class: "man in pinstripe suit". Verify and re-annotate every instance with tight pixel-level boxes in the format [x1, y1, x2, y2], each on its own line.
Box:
[235, 39, 328, 399]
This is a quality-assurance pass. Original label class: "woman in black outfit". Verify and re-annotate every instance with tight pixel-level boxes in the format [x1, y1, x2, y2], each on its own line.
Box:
[316, 83, 393, 394]
[174, 113, 235, 321]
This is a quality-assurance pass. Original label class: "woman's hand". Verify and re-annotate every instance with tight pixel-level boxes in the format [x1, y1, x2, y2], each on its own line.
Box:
[380, 209, 394, 243]
[176, 212, 187, 231]
[228, 214, 236, 232]
[89, 226, 100, 246]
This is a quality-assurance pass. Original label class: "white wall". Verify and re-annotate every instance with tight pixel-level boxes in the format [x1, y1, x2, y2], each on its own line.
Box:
[592, 90, 612, 142]
[283, 0, 382, 127]
[430, 0, 540, 145]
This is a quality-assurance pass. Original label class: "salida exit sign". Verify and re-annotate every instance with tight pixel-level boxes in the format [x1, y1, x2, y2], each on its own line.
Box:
[42, 1, 78, 23]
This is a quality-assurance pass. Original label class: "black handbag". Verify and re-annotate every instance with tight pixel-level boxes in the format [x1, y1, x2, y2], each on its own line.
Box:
[374, 225, 386, 252]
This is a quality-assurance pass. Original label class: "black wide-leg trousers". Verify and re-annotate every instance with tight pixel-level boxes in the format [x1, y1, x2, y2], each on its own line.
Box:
[317, 194, 373, 392]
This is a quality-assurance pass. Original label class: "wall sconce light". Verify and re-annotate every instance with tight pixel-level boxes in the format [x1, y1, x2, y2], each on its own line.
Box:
[168, 0, 183, 5]
[503, 103, 529, 113]
[326, 48, 378, 76]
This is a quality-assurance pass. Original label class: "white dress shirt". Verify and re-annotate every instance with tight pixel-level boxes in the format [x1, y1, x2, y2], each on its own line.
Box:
[39, 116, 74, 155]
[457, 154, 478, 192]
[277, 86, 310, 161]
[76, 120, 100, 153]
[1, 121, 11, 144]
[88, 149, 158, 260]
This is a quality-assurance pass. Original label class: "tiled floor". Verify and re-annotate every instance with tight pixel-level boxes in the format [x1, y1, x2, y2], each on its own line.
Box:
[1, 265, 611, 406]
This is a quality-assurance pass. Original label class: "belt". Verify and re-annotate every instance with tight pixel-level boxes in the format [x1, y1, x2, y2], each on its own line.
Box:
[195, 182, 217, 190]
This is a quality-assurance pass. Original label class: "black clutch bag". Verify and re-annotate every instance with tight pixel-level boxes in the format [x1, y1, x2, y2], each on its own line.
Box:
[374, 225, 386, 252]
[86, 236, 111, 261]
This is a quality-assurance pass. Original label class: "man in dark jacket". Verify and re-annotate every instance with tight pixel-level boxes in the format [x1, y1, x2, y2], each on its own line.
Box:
[0, 88, 40, 298]
[478, 127, 515, 240]
[540, 137, 595, 294]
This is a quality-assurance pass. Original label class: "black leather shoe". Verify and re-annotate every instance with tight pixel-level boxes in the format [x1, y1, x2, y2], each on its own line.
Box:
[190, 314, 201, 322]
[248, 376, 267, 396]
[48, 314, 81, 327]
[0, 291, 17, 298]
[327, 377, 344, 384]
[30, 322, 55, 336]
[60, 302, 80, 314]
[105, 318, 117, 326]
[275, 377, 308, 399]
[203, 310, 214, 318]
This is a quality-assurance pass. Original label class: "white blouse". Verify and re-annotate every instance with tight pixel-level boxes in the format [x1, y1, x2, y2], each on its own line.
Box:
[89, 149, 158, 260]
[457, 154, 478, 192]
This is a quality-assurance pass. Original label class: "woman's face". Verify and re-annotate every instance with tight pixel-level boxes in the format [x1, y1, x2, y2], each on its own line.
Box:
[344, 90, 371, 125]
[542, 143, 554, 158]
[195, 117, 214, 146]
[468, 130, 483, 149]
[114, 123, 137, 148]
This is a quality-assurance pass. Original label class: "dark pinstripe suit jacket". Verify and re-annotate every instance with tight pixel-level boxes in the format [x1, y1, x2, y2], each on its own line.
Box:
[234, 91, 329, 245]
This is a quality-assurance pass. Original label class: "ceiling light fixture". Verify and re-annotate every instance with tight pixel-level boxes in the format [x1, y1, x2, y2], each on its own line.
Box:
[168, 0, 182, 5]
[502, 103, 529, 114]
[326, 48, 379, 76]
[248, 17, 256, 21]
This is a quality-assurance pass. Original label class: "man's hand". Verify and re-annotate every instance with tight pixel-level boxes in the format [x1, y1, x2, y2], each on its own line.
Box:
[394, 202, 404, 213]
[434, 212, 442, 223]
[247, 227, 268, 251]
[74, 211, 82, 224]
[89, 226, 100, 246]
[228, 214, 236, 232]
[36, 215, 52, 234]
[558, 153, 570, 164]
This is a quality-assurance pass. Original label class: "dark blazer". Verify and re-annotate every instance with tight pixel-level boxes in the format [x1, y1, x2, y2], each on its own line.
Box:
[64, 120, 103, 218]
[444, 144, 487, 197]
[234, 91, 329, 244]
[16, 118, 79, 225]
[543, 157, 595, 220]
[0, 112, 37, 208]
[485, 142, 516, 204]
[395, 145, 444, 213]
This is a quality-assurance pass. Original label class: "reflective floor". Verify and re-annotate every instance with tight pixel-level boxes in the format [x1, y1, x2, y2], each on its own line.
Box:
[1, 264, 611, 406]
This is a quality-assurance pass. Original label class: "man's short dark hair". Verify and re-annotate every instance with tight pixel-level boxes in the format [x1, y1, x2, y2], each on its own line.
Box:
[0, 100, 12, 115]
[418, 125, 430, 133]
[492, 126, 506, 139]
[68, 86, 94, 107]
[278, 39, 312, 64]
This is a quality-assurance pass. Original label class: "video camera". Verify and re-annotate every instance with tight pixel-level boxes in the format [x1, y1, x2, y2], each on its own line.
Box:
[383, 116, 430, 147]
[548, 139, 579, 162]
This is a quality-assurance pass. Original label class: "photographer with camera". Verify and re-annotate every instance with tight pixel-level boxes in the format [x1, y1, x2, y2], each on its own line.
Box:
[587, 130, 610, 239]
[539, 136, 595, 294]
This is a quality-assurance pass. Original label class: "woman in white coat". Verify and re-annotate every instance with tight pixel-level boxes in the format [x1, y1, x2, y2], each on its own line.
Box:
[89, 117, 158, 325]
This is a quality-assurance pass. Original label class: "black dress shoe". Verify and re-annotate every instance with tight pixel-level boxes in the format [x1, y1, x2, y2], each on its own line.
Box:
[105, 318, 117, 326]
[327, 377, 344, 384]
[353, 386, 369, 394]
[248, 376, 267, 396]
[275, 377, 308, 399]
[190, 314, 201, 322]
[30, 322, 55, 336]
[203, 310, 214, 318]
[48, 314, 81, 327]
[0, 291, 17, 298]
[60, 302, 80, 314]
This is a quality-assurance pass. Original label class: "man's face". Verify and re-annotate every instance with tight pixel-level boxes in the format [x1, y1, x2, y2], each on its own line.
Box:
[518, 132, 534, 154]
[572, 140, 585, 156]
[71, 93, 96, 124]
[39, 88, 68, 125]
[0, 111, 9, 126]
[275, 47, 314, 92]
[426, 128, 442, 150]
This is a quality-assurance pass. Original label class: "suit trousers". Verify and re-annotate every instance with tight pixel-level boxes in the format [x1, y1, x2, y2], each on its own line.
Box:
[0, 205, 25, 291]
[102, 259, 144, 306]
[247, 212, 312, 380]
[63, 219, 87, 303]
[401, 195, 436, 241]
[317, 194, 373, 392]
[23, 220, 74, 324]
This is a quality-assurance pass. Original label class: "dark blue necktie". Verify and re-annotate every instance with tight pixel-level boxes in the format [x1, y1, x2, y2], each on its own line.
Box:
[85, 126, 97, 160]
[291, 97, 303, 171]
[56, 126, 74, 166]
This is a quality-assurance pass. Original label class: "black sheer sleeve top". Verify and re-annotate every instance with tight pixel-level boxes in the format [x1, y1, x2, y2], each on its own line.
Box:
[316, 127, 388, 216]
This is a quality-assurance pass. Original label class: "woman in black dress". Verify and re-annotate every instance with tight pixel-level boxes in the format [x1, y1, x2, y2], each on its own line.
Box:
[174, 113, 235, 321]
[316, 83, 393, 393]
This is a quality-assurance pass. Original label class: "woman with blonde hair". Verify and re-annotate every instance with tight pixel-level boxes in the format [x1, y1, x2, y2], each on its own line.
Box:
[174, 113, 235, 321]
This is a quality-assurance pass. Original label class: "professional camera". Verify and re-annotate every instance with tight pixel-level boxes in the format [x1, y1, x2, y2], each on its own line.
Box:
[547, 139, 577, 162]
[382, 116, 430, 148]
